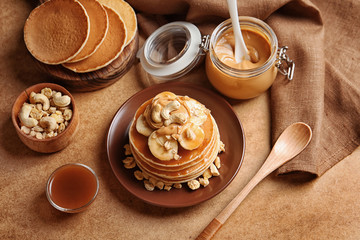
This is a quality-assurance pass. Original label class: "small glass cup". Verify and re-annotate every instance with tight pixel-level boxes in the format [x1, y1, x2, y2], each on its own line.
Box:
[46, 163, 99, 213]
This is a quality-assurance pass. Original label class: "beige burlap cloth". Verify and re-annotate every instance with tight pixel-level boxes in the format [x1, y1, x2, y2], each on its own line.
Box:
[128, 0, 360, 177]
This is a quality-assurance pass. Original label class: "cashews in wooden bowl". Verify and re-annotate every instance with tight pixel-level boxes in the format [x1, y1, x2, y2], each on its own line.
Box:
[12, 83, 79, 153]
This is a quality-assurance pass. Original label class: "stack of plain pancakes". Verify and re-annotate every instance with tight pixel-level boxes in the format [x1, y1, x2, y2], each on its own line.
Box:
[129, 92, 223, 185]
[23, 0, 137, 73]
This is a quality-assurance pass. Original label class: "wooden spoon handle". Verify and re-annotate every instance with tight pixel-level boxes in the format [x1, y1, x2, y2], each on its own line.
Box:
[196, 123, 312, 240]
[195, 218, 222, 240]
[196, 153, 282, 240]
[196, 168, 267, 240]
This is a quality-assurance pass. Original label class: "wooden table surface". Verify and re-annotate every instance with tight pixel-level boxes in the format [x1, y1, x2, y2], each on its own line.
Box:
[1, 1, 360, 239]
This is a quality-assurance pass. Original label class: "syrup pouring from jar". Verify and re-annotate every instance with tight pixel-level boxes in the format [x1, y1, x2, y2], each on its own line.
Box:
[227, 0, 258, 63]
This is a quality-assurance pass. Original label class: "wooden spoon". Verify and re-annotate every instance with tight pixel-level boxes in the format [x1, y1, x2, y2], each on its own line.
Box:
[196, 122, 312, 240]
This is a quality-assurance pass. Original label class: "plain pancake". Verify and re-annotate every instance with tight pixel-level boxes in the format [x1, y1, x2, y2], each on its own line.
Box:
[67, 0, 109, 63]
[63, 6, 127, 73]
[98, 0, 137, 45]
[132, 132, 219, 177]
[130, 119, 219, 173]
[24, 0, 90, 65]
[131, 128, 216, 171]
[131, 136, 220, 184]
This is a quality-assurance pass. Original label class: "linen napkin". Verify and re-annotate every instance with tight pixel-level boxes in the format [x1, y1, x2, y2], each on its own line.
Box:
[128, 0, 360, 177]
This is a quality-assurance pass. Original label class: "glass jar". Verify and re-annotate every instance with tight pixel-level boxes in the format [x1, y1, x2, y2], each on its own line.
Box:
[137, 21, 205, 84]
[137, 18, 294, 97]
[206, 16, 294, 99]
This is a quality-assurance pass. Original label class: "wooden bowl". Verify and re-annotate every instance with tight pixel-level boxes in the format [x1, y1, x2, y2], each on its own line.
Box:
[12, 83, 79, 153]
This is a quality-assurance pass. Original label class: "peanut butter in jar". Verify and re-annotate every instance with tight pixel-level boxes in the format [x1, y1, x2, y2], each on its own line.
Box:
[206, 17, 280, 99]
[137, 18, 293, 94]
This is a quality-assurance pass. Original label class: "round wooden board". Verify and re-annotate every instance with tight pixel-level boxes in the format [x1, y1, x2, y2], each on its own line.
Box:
[35, 0, 139, 92]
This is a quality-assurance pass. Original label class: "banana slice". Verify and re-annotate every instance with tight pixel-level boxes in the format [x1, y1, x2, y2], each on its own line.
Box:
[178, 123, 205, 150]
[136, 114, 153, 137]
[185, 98, 208, 125]
[148, 131, 179, 161]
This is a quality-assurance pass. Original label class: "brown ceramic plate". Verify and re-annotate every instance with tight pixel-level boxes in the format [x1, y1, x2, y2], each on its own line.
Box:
[106, 82, 245, 208]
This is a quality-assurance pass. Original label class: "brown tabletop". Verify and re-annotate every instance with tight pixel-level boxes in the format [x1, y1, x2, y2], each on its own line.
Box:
[1, 1, 360, 239]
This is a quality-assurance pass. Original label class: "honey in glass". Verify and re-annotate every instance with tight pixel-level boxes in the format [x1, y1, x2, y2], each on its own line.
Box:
[46, 163, 99, 213]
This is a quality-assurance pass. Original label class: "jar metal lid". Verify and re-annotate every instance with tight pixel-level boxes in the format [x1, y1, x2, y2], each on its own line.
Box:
[137, 21, 203, 80]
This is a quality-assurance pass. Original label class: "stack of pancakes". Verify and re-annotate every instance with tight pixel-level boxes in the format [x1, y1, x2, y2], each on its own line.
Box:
[129, 92, 222, 185]
[23, 0, 136, 73]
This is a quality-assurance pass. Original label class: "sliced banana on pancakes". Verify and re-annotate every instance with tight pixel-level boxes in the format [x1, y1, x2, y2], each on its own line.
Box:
[128, 91, 225, 190]
[178, 123, 205, 150]
[136, 114, 153, 137]
[185, 98, 209, 126]
[148, 131, 179, 161]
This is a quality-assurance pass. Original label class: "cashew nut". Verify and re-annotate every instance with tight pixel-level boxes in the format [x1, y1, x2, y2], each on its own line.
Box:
[21, 125, 31, 134]
[164, 112, 188, 126]
[63, 109, 73, 121]
[149, 177, 157, 186]
[144, 105, 163, 129]
[39, 116, 58, 132]
[155, 181, 165, 190]
[36, 103, 43, 111]
[151, 103, 162, 123]
[187, 179, 200, 190]
[203, 169, 212, 179]
[48, 107, 57, 114]
[45, 131, 55, 139]
[58, 123, 66, 134]
[164, 184, 172, 191]
[161, 100, 180, 120]
[214, 156, 221, 169]
[210, 163, 220, 176]
[50, 113, 64, 124]
[134, 170, 144, 181]
[29, 107, 44, 121]
[123, 144, 132, 156]
[53, 92, 71, 107]
[35, 132, 43, 139]
[144, 180, 155, 191]
[19, 104, 38, 128]
[40, 87, 52, 99]
[199, 177, 210, 187]
[30, 93, 50, 111]
[32, 125, 44, 132]
[219, 141, 225, 153]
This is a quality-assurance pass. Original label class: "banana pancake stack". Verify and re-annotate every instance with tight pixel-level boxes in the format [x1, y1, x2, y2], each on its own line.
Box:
[23, 0, 136, 73]
[127, 92, 225, 191]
